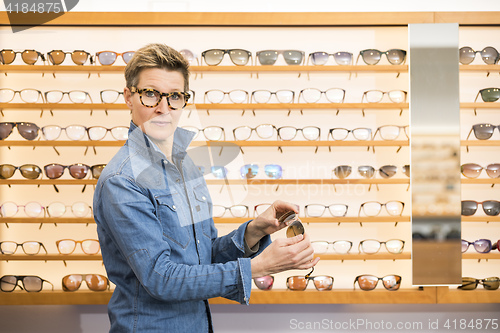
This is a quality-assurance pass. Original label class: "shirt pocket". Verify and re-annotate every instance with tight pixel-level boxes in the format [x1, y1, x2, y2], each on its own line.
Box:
[155, 193, 191, 249]
[192, 183, 213, 238]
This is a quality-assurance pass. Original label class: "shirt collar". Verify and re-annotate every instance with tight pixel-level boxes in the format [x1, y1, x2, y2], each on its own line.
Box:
[126, 121, 196, 161]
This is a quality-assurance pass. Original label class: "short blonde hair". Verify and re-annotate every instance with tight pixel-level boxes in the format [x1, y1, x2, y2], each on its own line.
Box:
[125, 43, 190, 92]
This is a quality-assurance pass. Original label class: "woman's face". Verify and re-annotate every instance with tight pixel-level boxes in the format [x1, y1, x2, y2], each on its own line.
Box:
[124, 67, 185, 145]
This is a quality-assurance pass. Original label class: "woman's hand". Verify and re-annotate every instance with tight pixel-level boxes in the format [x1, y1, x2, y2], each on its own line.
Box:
[250, 232, 320, 278]
[244, 200, 299, 248]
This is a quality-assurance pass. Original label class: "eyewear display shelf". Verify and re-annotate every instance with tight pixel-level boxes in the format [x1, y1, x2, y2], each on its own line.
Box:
[1, 287, 500, 306]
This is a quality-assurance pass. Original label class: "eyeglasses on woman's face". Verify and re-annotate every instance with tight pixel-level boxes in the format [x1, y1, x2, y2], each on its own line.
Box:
[130, 87, 190, 110]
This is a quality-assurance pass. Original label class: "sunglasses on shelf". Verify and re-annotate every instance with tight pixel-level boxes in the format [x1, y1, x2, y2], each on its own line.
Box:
[467, 123, 500, 141]
[0, 49, 45, 65]
[0, 241, 47, 255]
[298, 88, 345, 104]
[460, 163, 500, 179]
[461, 200, 500, 216]
[361, 90, 407, 103]
[202, 49, 252, 66]
[0, 275, 53, 292]
[356, 49, 407, 65]
[43, 163, 105, 180]
[182, 126, 225, 141]
[212, 205, 249, 218]
[308, 51, 353, 66]
[253, 276, 274, 290]
[312, 240, 353, 254]
[462, 239, 498, 253]
[358, 201, 405, 217]
[358, 165, 410, 179]
[0, 201, 91, 218]
[0, 164, 42, 180]
[354, 274, 402, 291]
[304, 203, 348, 217]
[256, 50, 305, 66]
[95, 51, 134, 65]
[474, 88, 500, 103]
[180, 49, 199, 66]
[251, 90, 295, 104]
[41, 125, 128, 141]
[458, 277, 500, 290]
[204, 89, 249, 104]
[358, 239, 405, 254]
[233, 124, 276, 141]
[277, 126, 321, 141]
[44, 90, 93, 104]
[328, 127, 371, 141]
[286, 275, 334, 291]
[56, 239, 100, 255]
[62, 274, 110, 292]
[0, 122, 40, 141]
[240, 164, 283, 179]
[459, 46, 499, 65]
[47, 50, 93, 65]
[0, 88, 44, 103]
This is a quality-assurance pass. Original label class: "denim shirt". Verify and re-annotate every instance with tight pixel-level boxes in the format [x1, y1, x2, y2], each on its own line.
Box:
[93, 121, 271, 333]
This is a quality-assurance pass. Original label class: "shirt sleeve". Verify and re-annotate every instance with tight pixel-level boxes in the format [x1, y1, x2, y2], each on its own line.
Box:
[95, 174, 261, 305]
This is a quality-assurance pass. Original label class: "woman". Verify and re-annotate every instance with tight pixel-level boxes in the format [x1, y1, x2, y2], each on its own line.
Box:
[93, 43, 318, 333]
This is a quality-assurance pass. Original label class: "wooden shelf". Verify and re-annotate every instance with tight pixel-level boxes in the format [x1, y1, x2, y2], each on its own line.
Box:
[200, 288, 437, 305]
[0, 254, 102, 261]
[0, 139, 409, 147]
[0, 140, 124, 147]
[461, 103, 500, 109]
[0, 216, 411, 225]
[461, 178, 500, 185]
[2, 287, 499, 305]
[0, 103, 126, 110]
[0, 178, 410, 186]
[461, 216, 500, 223]
[0, 288, 436, 305]
[1, 11, 499, 27]
[462, 253, 500, 260]
[0, 64, 408, 74]
[205, 179, 409, 185]
[436, 287, 500, 304]
[0, 179, 96, 185]
[194, 103, 407, 110]
[316, 253, 411, 261]
[461, 140, 500, 147]
[0, 102, 408, 110]
[459, 65, 500, 72]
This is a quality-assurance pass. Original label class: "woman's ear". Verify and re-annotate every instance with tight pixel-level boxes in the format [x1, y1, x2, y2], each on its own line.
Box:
[124, 87, 133, 109]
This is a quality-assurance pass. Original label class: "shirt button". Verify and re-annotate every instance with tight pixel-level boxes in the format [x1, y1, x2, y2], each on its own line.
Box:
[176, 179, 180, 183]
[172, 205, 176, 210]
[202, 196, 206, 201]
[197, 240, 200, 244]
